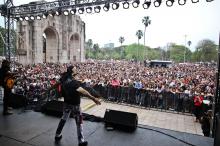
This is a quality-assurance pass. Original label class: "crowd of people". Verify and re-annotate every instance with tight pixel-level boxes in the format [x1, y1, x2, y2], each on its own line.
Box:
[1, 59, 216, 137]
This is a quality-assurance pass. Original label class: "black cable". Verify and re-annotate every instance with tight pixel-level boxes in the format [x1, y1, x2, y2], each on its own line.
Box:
[81, 112, 197, 146]
[137, 124, 197, 146]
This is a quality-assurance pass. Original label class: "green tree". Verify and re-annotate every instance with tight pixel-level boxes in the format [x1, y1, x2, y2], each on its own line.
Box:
[136, 30, 143, 60]
[169, 43, 192, 63]
[142, 16, 151, 46]
[192, 39, 217, 62]
[119, 36, 125, 46]
[187, 40, 192, 47]
[85, 39, 93, 59]
[119, 36, 125, 59]
[136, 30, 143, 45]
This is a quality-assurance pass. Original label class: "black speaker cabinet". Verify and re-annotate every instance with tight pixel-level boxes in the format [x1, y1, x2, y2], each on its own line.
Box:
[41, 100, 64, 117]
[215, 113, 220, 146]
[104, 109, 138, 132]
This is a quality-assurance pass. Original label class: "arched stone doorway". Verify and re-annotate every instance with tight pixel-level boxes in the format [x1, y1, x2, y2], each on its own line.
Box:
[69, 33, 80, 62]
[43, 27, 59, 63]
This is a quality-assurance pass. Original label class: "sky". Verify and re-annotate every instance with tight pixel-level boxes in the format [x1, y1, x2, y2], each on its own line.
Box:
[0, 0, 219, 51]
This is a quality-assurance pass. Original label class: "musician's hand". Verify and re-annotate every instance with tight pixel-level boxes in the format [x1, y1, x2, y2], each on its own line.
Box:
[93, 98, 101, 105]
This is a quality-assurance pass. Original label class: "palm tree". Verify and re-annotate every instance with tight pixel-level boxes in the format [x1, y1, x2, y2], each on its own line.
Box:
[119, 36, 125, 59]
[136, 30, 143, 60]
[187, 40, 192, 47]
[119, 36, 125, 46]
[142, 16, 151, 46]
[136, 30, 143, 45]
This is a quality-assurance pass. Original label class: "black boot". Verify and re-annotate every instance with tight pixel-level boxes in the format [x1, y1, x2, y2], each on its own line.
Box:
[55, 135, 62, 142]
[55, 119, 66, 142]
[79, 141, 88, 146]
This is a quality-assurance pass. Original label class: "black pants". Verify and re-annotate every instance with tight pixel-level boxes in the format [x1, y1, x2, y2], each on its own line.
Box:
[194, 105, 203, 120]
[3, 88, 11, 112]
[55, 103, 85, 143]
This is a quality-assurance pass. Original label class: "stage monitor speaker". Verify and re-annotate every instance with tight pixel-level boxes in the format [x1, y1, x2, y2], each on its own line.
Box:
[214, 113, 220, 146]
[104, 109, 138, 132]
[41, 100, 64, 117]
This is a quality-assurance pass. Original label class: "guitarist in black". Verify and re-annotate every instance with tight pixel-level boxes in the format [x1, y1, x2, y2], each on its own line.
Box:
[54, 66, 101, 146]
[0, 60, 13, 115]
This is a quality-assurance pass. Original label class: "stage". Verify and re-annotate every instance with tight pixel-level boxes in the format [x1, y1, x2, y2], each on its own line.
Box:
[0, 104, 213, 146]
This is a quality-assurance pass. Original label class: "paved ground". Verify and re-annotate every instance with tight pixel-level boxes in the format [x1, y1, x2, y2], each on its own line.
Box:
[0, 102, 213, 146]
[81, 98, 203, 135]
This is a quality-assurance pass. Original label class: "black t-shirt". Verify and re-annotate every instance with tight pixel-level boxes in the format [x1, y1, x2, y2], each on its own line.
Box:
[62, 78, 81, 105]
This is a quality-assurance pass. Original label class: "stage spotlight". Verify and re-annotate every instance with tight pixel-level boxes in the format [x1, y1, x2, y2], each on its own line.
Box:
[112, 2, 119, 10]
[24, 16, 29, 21]
[123, 1, 130, 9]
[19, 17, 24, 21]
[132, 0, 140, 8]
[55, 9, 62, 16]
[166, 0, 175, 7]
[86, 7, 92, 13]
[94, 6, 101, 13]
[43, 12, 48, 19]
[178, 0, 186, 5]
[14, 17, 19, 22]
[49, 10, 56, 17]
[191, 0, 199, 3]
[78, 8, 84, 14]
[70, 8, 76, 15]
[36, 15, 41, 20]
[143, 0, 151, 9]
[154, 0, 162, 7]
[63, 10, 69, 16]
[30, 16, 35, 20]
[103, 3, 110, 11]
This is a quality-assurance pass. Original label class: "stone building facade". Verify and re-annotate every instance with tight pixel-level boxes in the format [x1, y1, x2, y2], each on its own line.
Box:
[16, 14, 85, 65]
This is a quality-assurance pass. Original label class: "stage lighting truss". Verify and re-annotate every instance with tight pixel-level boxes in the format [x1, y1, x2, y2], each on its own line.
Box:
[43, 12, 48, 19]
[30, 15, 35, 20]
[112, 2, 120, 10]
[178, 0, 186, 5]
[70, 8, 77, 15]
[132, 0, 140, 8]
[166, 0, 175, 7]
[36, 15, 41, 20]
[55, 9, 62, 16]
[154, 0, 162, 7]
[14, 17, 19, 22]
[78, 7, 84, 14]
[142, 0, 151, 9]
[49, 10, 56, 17]
[19, 17, 24, 21]
[86, 7, 92, 13]
[123, 1, 130, 9]
[1, 0, 215, 21]
[94, 5, 101, 13]
[63, 10, 69, 15]
[191, 0, 199, 3]
[103, 3, 110, 12]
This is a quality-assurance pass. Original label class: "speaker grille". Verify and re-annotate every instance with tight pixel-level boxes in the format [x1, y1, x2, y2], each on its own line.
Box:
[104, 109, 138, 132]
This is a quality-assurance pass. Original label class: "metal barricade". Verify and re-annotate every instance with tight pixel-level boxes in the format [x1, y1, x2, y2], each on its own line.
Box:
[100, 86, 194, 114]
